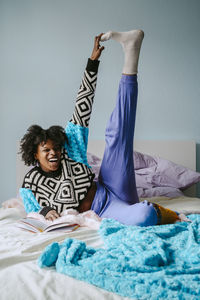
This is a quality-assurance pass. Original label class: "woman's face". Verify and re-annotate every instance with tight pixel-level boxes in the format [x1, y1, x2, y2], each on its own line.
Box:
[35, 139, 62, 172]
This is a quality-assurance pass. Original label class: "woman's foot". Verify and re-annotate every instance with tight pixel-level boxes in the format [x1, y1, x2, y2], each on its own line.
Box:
[101, 30, 144, 75]
[101, 30, 144, 47]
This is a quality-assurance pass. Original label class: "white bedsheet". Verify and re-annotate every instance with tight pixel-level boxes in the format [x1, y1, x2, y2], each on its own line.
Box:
[0, 207, 129, 300]
[143, 195, 200, 214]
[0, 196, 200, 300]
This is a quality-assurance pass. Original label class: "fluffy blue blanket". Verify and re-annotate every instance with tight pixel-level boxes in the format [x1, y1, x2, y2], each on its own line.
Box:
[38, 214, 200, 299]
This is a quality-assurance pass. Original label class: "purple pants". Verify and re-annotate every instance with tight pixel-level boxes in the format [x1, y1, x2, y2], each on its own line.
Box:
[91, 75, 158, 226]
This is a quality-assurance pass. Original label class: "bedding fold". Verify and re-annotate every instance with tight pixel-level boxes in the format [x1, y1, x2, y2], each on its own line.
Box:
[39, 215, 200, 300]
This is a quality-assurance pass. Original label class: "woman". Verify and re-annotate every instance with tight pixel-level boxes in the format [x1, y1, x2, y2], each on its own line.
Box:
[20, 30, 179, 225]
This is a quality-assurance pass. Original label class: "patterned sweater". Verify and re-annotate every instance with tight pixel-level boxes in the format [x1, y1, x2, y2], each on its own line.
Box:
[20, 59, 99, 215]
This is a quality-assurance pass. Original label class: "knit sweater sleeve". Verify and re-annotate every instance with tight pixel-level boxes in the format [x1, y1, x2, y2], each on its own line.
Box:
[64, 59, 99, 165]
[20, 188, 41, 214]
[69, 58, 99, 127]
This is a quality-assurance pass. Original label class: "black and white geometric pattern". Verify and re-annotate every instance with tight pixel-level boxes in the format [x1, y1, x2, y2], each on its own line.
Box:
[22, 65, 98, 214]
[22, 150, 94, 214]
[71, 70, 97, 127]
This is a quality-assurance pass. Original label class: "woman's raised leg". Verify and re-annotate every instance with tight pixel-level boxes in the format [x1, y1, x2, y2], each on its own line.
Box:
[98, 75, 139, 204]
[92, 30, 180, 226]
[98, 30, 144, 205]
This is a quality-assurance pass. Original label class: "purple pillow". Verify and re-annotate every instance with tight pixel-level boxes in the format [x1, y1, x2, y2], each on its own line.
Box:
[133, 152, 200, 190]
[87, 152, 102, 181]
[153, 157, 200, 189]
[134, 151, 157, 170]
[137, 187, 184, 198]
[87, 151, 200, 190]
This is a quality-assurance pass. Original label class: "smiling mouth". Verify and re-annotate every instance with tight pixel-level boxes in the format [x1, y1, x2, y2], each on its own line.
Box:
[48, 158, 60, 170]
[49, 158, 59, 162]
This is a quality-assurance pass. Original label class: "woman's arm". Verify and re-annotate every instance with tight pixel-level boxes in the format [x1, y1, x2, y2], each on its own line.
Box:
[64, 34, 104, 165]
[20, 188, 41, 214]
[20, 188, 60, 220]
[70, 33, 104, 127]
[90, 33, 105, 61]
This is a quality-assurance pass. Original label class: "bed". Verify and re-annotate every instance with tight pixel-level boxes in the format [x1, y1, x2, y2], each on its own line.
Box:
[1, 140, 200, 300]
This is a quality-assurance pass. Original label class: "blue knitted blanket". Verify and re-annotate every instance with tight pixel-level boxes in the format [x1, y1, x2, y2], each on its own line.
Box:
[38, 214, 200, 299]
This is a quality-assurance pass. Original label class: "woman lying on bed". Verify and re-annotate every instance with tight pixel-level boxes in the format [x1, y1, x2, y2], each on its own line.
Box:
[20, 30, 180, 225]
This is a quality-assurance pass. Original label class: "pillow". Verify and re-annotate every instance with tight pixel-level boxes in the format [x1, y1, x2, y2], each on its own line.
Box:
[135, 167, 156, 188]
[153, 157, 200, 189]
[88, 151, 200, 190]
[137, 187, 184, 198]
[87, 152, 102, 181]
[134, 151, 157, 170]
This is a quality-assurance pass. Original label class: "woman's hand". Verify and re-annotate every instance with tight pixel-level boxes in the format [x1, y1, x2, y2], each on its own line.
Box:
[90, 33, 105, 61]
[45, 210, 60, 221]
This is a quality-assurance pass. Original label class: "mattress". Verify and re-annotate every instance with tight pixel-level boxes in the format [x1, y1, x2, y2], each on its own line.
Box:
[0, 207, 128, 300]
[0, 196, 200, 300]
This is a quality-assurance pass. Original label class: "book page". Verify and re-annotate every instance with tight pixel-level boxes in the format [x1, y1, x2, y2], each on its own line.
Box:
[17, 218, 79, 233]
[18, 218, 48, 232]
[45, 224, 79, 232]
[16, 223, 39, 233]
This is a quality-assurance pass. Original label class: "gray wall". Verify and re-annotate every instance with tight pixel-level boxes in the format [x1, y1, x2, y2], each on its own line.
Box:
[1, 0, 200, 203]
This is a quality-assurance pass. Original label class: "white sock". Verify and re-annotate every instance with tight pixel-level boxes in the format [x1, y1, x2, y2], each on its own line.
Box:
[101, 30, 144, 74]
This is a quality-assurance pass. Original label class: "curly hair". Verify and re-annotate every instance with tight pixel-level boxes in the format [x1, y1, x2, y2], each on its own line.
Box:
[20, 125, 67, 166]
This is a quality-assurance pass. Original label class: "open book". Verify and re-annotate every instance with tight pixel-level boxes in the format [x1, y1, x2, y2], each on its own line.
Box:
[16, 217, 79, 233]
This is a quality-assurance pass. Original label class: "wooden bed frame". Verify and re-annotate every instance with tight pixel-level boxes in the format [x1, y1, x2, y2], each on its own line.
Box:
[16, 140, 197, 197]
